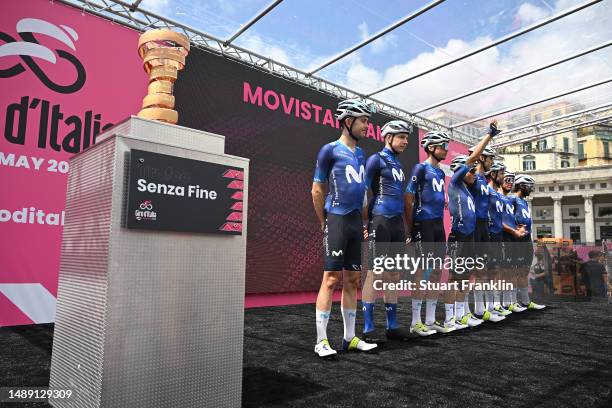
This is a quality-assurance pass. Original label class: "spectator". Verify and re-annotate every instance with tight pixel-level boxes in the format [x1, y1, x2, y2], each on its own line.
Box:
[580, 250, 608, 299]
[530, 253, 547, 297]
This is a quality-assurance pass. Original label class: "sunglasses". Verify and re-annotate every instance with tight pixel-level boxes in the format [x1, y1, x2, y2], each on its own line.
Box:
[434, 142, 449, 150]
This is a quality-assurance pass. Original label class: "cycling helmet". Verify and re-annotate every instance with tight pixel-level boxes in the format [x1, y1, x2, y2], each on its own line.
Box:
[335, 98, 372, 120]
[485, 160, 505, 175]
[467, 145, 496, 157]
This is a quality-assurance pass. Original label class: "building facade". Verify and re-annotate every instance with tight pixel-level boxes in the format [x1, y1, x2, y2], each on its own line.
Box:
[527, 165, 612, 244]
[577, 124, 612, 167]
[496, 102, 581, 172]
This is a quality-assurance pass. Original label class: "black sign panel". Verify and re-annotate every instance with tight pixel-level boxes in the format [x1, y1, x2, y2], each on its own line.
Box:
[126, 149, 244, 235]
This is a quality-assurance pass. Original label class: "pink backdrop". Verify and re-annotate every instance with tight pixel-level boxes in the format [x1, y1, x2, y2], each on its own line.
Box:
[0, 0, 145, 326]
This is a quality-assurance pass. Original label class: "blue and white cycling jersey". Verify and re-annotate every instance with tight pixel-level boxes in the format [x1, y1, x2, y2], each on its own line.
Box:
[313, 141, 367, 215]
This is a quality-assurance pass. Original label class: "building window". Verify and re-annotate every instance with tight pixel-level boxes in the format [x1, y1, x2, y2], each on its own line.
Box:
[522, 142, 532, 152]
[590, 183, 596, 189]
[579, 184, 585, 190]
[553, 109, 561, 117]
[538, 187, 545, 192]
[601, 183, 607, 188]
[570, 226, 581, 243]
[523, 155, 536, 171]
[602, 226, 612, 240]
[559, 185, 565, 191]
[569, 208, 579, 217]
[535, 113, 542, 122]
[537, 226, 552, 239]
[598, 206, 612, 217]
[536, 209, 550, 218]
[537, 139, 547, 151]
[563, 137, 569, 152]
[561, 160, 570, 168]
[569, 185, 575, 190]
[578, 142, 585, 159]
[548, 186, 555, 192]
[604, 141, 610, 159]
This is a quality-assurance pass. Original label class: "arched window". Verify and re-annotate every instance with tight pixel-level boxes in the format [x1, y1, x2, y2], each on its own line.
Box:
[523, 155, 536, 171]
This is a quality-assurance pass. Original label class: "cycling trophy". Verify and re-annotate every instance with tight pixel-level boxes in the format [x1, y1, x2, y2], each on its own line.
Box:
[49, 29, 248, 408]
[136, 29, 190, 124]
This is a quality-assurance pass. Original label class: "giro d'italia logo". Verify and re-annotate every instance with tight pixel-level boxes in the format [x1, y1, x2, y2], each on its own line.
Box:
[0, 18, 86, 93]
[135, 200, 157, 221]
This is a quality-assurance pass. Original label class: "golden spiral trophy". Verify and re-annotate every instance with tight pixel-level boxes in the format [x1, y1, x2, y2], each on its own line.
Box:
[137, 29, 190, 124]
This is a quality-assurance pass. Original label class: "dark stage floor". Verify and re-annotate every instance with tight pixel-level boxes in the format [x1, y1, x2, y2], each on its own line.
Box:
[1, 299, 611, 407]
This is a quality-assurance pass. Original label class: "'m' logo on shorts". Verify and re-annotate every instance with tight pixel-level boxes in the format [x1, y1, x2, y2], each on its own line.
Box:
[332, 250, 343, 256]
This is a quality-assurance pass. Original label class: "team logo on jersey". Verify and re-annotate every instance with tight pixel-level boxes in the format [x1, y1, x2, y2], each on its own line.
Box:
[521, 208, 531, 219]
[392, 168, 405, 182]
[332, 250, 343, 256]
[480, 184, 489, 195]
[345, 164, 365, 184]
[467, 196, 475, 212]
[495, 200, 504, 213]
[505, 204, 515, 214]
[432, 178, 445, 192]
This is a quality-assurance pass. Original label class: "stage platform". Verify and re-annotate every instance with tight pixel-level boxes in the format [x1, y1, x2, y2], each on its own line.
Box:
[1, 298, 611, 407]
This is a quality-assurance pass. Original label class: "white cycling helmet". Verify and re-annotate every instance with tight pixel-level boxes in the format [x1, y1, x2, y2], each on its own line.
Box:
[421, 130, 450, 150]
[450, 155, 477, 172]
[514, 174, 535, 186]
[335, 98, 372, 121]
[485, 160, 505, 175]
[450, 155, 466, 171]
[468, 145, 496, 157]
[381, 120, 411, 137]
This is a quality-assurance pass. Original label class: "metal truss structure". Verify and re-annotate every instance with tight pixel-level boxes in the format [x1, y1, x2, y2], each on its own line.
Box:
[57, 0, 476, 144]
[58, 0, 610, 147]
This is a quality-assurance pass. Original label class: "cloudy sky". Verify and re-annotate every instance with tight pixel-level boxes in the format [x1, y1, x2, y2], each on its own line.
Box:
[141, 0, 612, 130]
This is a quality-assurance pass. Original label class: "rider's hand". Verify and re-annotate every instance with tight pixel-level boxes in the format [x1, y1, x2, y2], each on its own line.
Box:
[489, 120, 501, 137]
[514, 225, 526, 238]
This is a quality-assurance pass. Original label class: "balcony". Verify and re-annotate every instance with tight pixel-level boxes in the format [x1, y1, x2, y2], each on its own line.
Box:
[498, 147, 575, 155]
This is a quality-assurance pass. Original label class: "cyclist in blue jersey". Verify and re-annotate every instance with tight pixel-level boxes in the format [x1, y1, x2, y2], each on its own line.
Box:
[404, 130, 450, 336]
[312, 98, 377, 358]
[512, 174, 546, 310]
[361, 120, 412, 342]
[442, 123, 497, 332]
[498, 170, 524, 317]
[476, 160, 507, 322]
[465, 144, 497, 320]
